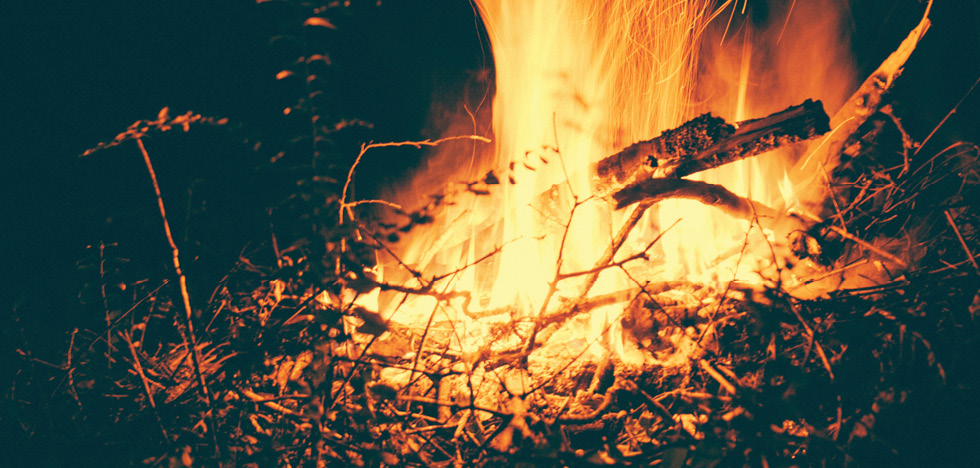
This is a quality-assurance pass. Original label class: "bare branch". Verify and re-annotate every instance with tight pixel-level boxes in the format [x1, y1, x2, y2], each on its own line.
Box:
[339, 135, 492, 224]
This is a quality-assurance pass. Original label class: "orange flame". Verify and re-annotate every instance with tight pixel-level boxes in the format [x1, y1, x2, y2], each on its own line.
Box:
[379, 0, 855, 361]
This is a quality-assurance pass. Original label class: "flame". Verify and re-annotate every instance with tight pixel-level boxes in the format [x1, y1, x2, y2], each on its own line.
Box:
[468, 0, 714, 318]
[379, 0, 855, 361]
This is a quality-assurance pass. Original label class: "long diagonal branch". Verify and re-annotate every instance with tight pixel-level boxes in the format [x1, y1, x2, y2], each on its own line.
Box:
[136, 138, 216, 433]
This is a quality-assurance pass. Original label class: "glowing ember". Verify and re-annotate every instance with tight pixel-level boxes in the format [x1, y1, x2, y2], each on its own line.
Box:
[376, 0, 856, 363]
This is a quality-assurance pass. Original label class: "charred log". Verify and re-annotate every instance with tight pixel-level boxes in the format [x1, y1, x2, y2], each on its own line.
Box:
[594, 113, 734, 192]
[594, 99, 830, 195]
[679, 99, 829, 178]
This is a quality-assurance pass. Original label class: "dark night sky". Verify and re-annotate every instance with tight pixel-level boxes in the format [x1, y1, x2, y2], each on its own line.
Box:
[1, 1, 488, 326]
[2, 0, 980, 332]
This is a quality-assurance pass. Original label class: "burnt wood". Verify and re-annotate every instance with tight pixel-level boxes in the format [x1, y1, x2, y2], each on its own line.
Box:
[594, 99, 830, 196]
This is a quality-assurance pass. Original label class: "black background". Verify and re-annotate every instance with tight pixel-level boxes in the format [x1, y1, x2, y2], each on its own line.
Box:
[1, 0, 489, 335]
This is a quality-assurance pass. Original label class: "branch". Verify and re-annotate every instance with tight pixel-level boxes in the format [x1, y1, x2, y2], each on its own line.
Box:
[611, 177, 780, 220]
[520, 209, 678, 355]
[595, 100, 829, 195]
[339, 135, 491, 224]
[136, 138, 217, 451]
[794, 1, 931, 177]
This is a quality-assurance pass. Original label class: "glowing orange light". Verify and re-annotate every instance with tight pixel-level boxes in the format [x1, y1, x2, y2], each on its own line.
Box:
[378, 0, 855, 363]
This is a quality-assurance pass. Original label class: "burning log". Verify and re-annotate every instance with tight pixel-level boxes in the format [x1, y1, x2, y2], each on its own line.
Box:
[611, 178, 781, 219]
[597, 0, 931, 268]
[593, 99, 830, 196]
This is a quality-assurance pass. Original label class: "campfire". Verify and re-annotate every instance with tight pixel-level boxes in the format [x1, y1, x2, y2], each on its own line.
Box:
[372, 0, 877, 356]
[355, 0, 924, 417]
[308, 0, 965, 463]
[19, 0, 980, 466]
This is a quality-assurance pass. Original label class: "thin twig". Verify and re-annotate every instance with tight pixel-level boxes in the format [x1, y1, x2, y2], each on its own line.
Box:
[66, 328, 79, 403]
[239, 387, 306, 417]
[48, 276, 167, 400]
[944, 210, 980, 276]
[820, 164, 848, 234]
[524, 198, 591, 355]
[915, 73, 980, 157]
[701, 212, 756, 341]
[517, 199, 586, 359]
[523, 203, 659, 354]
[635, 385, 682, 432]
[98, 242, 115, 367]
[789, 258, 871, 290]
[698, 359, 737, 394]
[344, 199, 403, 211]
[339, 135, 491, 224]
[409, 295, 445, 396]
[396, 395, 508, 418]
[879, 105, 916, 177]
[789, 305, 835, 381]
[826, 224, 907, 267]
[551, 113, 575, 200]
[80, 280, 170, 357]
[619, 271, 689, 332]
[122, 330, 170, 442]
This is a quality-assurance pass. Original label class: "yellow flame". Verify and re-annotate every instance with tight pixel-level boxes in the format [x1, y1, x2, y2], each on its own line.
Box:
[381, 0, 855, 360]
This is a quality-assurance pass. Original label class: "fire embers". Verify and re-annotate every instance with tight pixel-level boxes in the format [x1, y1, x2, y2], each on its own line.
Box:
[788, 230, 825, 264]
[620, 282, 708, 349]
[614, 281, 764, 379]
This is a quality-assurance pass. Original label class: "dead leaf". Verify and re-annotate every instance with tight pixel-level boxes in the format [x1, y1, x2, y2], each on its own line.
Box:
[180, 446, 193, 467]
[380, 452, 400, 466]
[275, 358, 294, 392]
[353, 307, 388, 336]
[303, 17, 336, 29]
[307, 54, 331, 64]
[289, 350, 314, 381]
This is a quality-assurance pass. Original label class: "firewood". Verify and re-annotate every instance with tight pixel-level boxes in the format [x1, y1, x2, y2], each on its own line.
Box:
[611, 178, 781, 220]
[594, 113, 734, 193]
[791, 2, 931, 188]
[678, 99, 829, 178]
[594, 99, 830, 195]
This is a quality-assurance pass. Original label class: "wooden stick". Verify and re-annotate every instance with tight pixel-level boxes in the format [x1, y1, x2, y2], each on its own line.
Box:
[826, 224, 908, 268]
[677, 99, 829, 178]
[594, 113, 733, 192]
[793, 1, 931, 179]
[698, 359, 737, 395]
[789, 306, 835, 381]
[611, 177, 781, 221]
